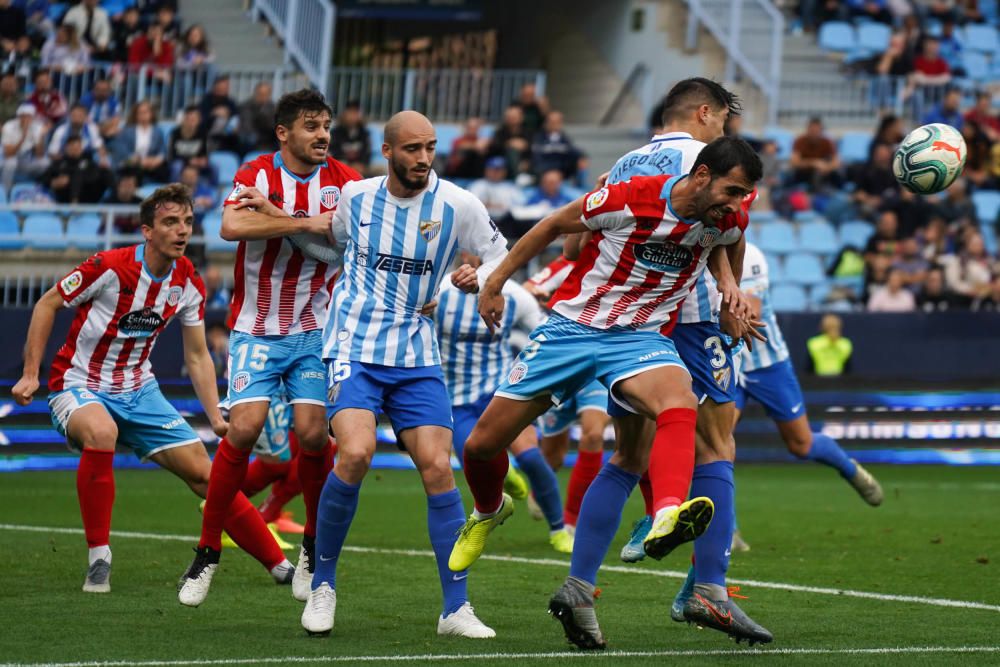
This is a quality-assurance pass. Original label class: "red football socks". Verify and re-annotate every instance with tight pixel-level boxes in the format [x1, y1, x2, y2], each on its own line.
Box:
[463, 449, 508, 514]
[223, 491, 285, 571]
[638, 471, 654, 517]
[563, 450, 603, 526]
[242, 458, 291, 499]
[199, 438, 251, 551]
[298, 438, 335, 538]
[259, 463, 302, 523]
[648, 408, 697, 514]
[77, 449, 115, 548]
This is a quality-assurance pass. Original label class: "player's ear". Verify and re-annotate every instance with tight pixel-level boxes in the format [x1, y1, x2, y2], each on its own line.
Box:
[275, 124, 289, 143]
[381, 142, 391, 161]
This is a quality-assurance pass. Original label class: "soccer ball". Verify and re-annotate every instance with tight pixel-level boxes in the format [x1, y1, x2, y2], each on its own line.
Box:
[892, 123, 967, 195]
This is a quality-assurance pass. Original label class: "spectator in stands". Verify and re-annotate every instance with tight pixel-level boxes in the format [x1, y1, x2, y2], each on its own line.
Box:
[868, 267, 917, 311]
[869, 114, 905, 160]
[40, 134, 112, 203]
[892, 236, 931, 293]
[19, 1, 54, 45]
[206, 321, 229, 376]
[936, 178, 977, 226]
[887, 186, 933, 238]
[936, 21, 965, 75]
[1, 102, 49, 192]
[874, 32, 915, 79]
[100, 169, 143, 235]
[940, 231, 994, 300]
[798, 0, 843, 33]
[329, 99, 371, 175]
[527, 169, 573, 208]
[48, 103, 108, 164]
[128, 22, 175, 82]
[922, 87, 963, 127]
[177, 24, 214, 71]
[79, 77, 122, 142]
[27, 69, 67, 124]
[907, 37, 951, 100]
[0, 72, 22, 126]
[239, 81, 277, 154]
[169, 105, 209, 181]
[41, 23, 91, 75]
[468, 156, 524, 220]
[199, 75, 240, 153]
[924, 0, 961, 23]
[444, 116, 487, 179]
[112, 100, 168, 183]
[488, 105, 531, 179]
[847, 0, 893, 23]
[203, 266, 231, 310]
[917, 266, 963, 311]
[62, 0, 111, 60]
[865, 209, 901, 270]
[514, 82, 548, 137]
[919, 215, 953, 261]
[972, 276, 1000, 311]
[725, 114, 763, 152]
[111, 7, 143, 63]
[964, 91, 999, 143]
[960, 118, 995, 188]
[959, 0, 986, 23]
[531, 110, 584, 183]
[178, 163, 216, 222]
[154, 5, 181, 42]
[850, 142, 898, 220]
[807, 314, 852, 376]
[790, 116, 841, 191]
[0, 0, 26, 55]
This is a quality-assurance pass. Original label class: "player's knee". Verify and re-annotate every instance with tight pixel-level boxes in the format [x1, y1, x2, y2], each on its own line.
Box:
[695, 433, 734, 464]
[293, 422, 328, 451]
[419, 453, 454, 487]
[785, 433, 812, 458]
[463, 428, 493, 460]
[82, 422, 118, 450]
[336, 447, 372, 477]
[226, 421, 263, 449]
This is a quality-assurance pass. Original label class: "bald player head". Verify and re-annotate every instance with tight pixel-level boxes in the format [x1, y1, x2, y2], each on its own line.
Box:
[382, 110, 437, 195]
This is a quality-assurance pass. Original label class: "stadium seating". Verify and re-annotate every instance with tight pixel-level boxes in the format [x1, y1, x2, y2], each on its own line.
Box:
[21, 214, 66, 250]
[763, 126, 794, 160]
[818, 22, 856, 53]
[0, 212, 24, 250]
[962, 51, 991, 82]
[66, 215, 103, 251]
[242, 150, 269, 164]
[369, 124, 385, 164]
[839, 132, 872, 164]
[839, 220, 875, 249]
[964, 24, 1000, 55]
[434, 124, 463, 158]
[771, 284, 808, 311]
[855, 22, 892, 57]
[757, 220, 798, 255]
[766, 254, 785, 282]
[783, 253, 827, 287]
[799, 220, 840, 256]
[972, 190, 1000, 224]
[157, 121, 177, 140]
[209, 152, 242, 184]
[202, 212, 237, 252]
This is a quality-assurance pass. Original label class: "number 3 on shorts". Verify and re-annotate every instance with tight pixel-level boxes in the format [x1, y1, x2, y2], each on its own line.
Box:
[704, 336, 727, 369]
[233, 343, 271, 371]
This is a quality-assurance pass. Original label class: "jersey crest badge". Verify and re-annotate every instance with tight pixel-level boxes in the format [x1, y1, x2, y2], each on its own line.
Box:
[166, 286, 183, 307]
[232, 371, 251, 393]
[585, 188, 609, 212]
[60, 270, 83, 294]
[712, 366, 731, 391]
[507, 362, 529, 385]
[420, 219, 442, 242]
[320, 185, 341, 209]
[698, 227, 721, 248]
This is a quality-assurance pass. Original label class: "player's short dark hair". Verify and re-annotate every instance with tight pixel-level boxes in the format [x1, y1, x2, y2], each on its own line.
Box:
[140, 183, 193, 228]
[274, 88, 333, 131]
[661, 77, 741, 126]
[692, 136, 763, 184]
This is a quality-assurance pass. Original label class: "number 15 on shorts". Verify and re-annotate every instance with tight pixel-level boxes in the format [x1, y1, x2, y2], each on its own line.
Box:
[327, 360, 351, 403]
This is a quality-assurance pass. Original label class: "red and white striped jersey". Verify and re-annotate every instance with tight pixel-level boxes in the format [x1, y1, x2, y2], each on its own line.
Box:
[527, 255, 575, 298]
[48, 244, 206, 394]
[550, 175, 747, 335]
[223, 153, 361, 336]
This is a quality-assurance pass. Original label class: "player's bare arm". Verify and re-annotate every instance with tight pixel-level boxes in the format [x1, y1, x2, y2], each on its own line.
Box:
[181, 324, 228, 437]
[11, 286, 64, 405]
[221, 196, 332, 241]
[479, 196, 588, 331]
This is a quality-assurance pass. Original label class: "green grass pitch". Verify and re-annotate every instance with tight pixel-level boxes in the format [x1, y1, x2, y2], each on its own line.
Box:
[0, 464, 998, 666]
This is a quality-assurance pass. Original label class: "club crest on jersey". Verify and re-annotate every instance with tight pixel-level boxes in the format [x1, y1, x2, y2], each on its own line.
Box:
[585, 188, 609, 212]
[420, 219, 442, 242]
[507, 362, 529, 385]
[60, 270, 83, 294]
[231, 372, 251, 393]
[227, 183, 245, 202]
[118, 307, 165, 338]
[634, 242, 693, 271]
[713, 366, 732, 391]
[320, 185, 341, 209]
[166, 286, 183, 307]
[698, 227, 721, 248]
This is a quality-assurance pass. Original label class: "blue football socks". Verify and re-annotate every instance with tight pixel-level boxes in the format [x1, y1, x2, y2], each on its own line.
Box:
[427, 488, 468, 616]
[691, 461, 734, 588]
[805, 433, 857, 478]
[312, 472, 361, 590]
[569, 463, 640, 585]
[515, 448, 564, 531]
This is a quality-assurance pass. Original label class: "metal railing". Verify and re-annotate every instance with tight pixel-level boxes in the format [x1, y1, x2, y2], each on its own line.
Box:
[329, 68, 546, 122]
[686, 0, 784, 126]
[253, 0, 335, 94]
[779, 76, 958, 127]
[600, 63, 650, 127]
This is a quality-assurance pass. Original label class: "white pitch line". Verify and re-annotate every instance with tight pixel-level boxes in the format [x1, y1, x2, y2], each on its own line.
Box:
[2, 646, 999, 667]
[4, 522, 1000, 614]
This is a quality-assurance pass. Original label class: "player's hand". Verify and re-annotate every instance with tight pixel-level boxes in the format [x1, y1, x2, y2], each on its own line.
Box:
[719, 308, 767, 351]
[595, 171, 611, 188]
[301, 211, 334, 237]
[717, 280, 753, 319]
[210, 416, 229, 438]
[420, 299, 438, 317]
[11, 375, 39, 406]
[478, 282, 506, 333]
[233, 187, 283, 217]
[451, 264, 479, 294]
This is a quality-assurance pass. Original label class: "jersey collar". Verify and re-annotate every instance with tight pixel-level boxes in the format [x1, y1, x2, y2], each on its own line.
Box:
[134, 243, 175, 282]
[274, 151, 321, 184]
[649, 131, 694, 144]
[660, 175, 699, 225]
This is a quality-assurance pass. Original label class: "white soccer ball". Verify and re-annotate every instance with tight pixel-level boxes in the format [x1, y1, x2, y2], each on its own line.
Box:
[288, 233, 342, 265]
[892, 123, 967, 195]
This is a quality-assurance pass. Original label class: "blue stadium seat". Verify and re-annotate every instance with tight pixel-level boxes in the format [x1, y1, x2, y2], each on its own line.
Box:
[209, 152, 241, 183]
[0, 211, 24, 250]
[9, 183, 50, 203]
[818, 22, 856, 53]
[749, 209, 777, 223]
[972, 191, 1000, 223]
[242, 150, 269, 164]
[964, 24, 999, 54]
[763, 126, 794, 161]
[782, 253, 827, 286]
[368, 124, 384, 164]
[765, 254, 785, 282]
[809, 282, 832, 307]
[839, 132, 872, 164]
[770, 284, 808, 312]
[0, 186, 6, 204]
[839, 220, 875, 249]
[157, 120, 176, 139]
[434, 124, 463, 158]
[962, 51, 991, 81]
[799, 220, 839, 255]
[756, 221, 798, 255]
[66, 214, 102, 250]
[856, 22, 892, 55]
[982, 225, 998, 255]
[22, 214, 66, 250]
[202, 212, 237, 252]
[793, 210, 820, 223]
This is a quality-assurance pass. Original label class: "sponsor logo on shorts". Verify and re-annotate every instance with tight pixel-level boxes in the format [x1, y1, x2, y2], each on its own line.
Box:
[166, 286, 183, 307]
[698, 227, 721, 248]
[633, 242, 693, 271]
[713, 366, 732, 391]
[60, 270, 83, 294]
[161, 417, 185, 430]
[232, 371, 251, 393]
[300, 371, 325, 380]
[320, 185, 341, 209]
[585, 188, 609, 211]
[118, 308, 165, 338]
[638, 349, 671, 362]
[77, 390, 96, 399]
[507, 362, 528, 384]
[419, 219, 442, 242]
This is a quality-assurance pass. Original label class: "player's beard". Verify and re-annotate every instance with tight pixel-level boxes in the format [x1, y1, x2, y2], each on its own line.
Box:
[291, 138, 329, 166]
[390, 156, 429, 191]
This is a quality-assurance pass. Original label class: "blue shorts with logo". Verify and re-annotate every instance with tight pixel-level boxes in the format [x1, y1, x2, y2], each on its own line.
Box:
[671, 321, 737, 405]
[540, 379, 608, 437]
[735, 358, 806, 422]
[495, 314, 687, 415]
[226, 330, 326, 407]
[251, 395, 294, 462]
[48, 383, 201, 461]
[327, 360, 453, 437]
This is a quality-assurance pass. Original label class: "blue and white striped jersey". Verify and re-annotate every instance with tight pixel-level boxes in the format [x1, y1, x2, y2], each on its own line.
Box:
[607, 132, 719, 324]
[322, 171, 508, 367]
[435, 274, 543, 405]
[739, 243, 789, 372]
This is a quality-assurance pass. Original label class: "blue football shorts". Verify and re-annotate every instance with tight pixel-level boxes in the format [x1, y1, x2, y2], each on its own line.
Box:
[735, 358, 807, 422]
[226, 330, 326, 408]
[671, 321, 737, 405]
[540, 379, 608, 437]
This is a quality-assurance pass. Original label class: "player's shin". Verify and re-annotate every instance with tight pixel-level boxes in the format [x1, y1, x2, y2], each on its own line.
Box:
[223, 492, 287, 572]
[690, 461, 735, 599]
[569, 463, 640, 585]
[564, 450, 603, 526]
[428, 489, 469, 616]
[259, 467, 302, 524]
[298, 439, 334, 538]
[312, 472, 360, 589]
[515, 448, 564, 530]
[638, 472, 654, 517]
[648, 408, 698, 512]
[242, 458, 290, 498]
[77, 448, 115, 553]
[462, 448, 509, 516]
[200, 438, 251, 551]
